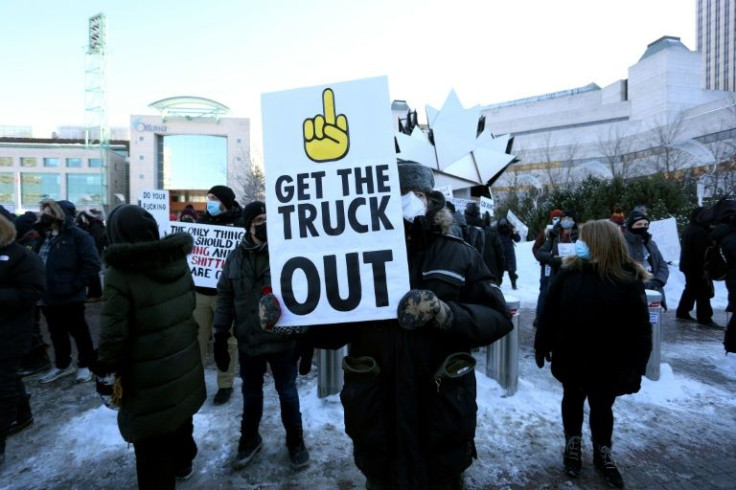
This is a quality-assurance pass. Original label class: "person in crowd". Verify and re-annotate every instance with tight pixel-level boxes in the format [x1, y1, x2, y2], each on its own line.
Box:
[13, 212, 51, 376]
[700, 198, 736, 352]
[496, 216, 521, 289]
[609, 208, 625, 228]
[535, 219, 652, 489]
[281, 160, 514, 489]
[536, 210, 579, 280]
[93, 204, 205, 489]
[195, 185, 242, 405]
[445, 201, 463, 238]
[75, 208, 107, 302]
[179, 204, 198, 223]
[676, 207, 721, 328]
[473, 210, 505, 285]
[212, 200, 311, 470]
[532, 208, 562, 326]
[460, 202, 486, 255]
[0, 214, 45, 467]
[623, 210, 670, 310]
[35, 199, 100, 384]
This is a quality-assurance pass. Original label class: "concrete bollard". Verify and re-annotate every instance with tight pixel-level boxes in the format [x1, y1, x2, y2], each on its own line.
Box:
[645, 289, 663, 381]
[317, 346, 347, 398]
[486, 296, 520, 396]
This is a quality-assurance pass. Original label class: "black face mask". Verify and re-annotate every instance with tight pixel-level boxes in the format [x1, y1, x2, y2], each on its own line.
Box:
[630, 227, 649, 236]
[39, 214, 58, 227]
[254, 223, 267, 243]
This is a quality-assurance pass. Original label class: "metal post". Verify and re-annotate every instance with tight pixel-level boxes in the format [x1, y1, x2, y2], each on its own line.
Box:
[485, 296, 520, 396]
[645, 289, 663, 381]
[317, 346, 347, 398]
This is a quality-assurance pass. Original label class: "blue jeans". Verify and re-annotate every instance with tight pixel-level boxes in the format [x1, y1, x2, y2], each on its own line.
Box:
[238, 348, 302, 445]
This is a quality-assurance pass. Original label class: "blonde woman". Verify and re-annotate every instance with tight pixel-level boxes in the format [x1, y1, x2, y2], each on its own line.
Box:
[535, 219, 652, 489]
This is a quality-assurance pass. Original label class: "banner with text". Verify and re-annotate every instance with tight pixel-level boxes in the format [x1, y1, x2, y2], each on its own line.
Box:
[168, 222, 243, 288]
[261, 76, 410, 327]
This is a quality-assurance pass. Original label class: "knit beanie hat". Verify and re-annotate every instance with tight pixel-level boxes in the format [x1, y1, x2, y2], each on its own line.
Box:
[397, 160, 434, 195]
[207, 185, 236, 211]
[626, 210, 650, 229]
[14, 212, 38, 236]
[242, 201, 266, 230]
[106, 204, 160, 244]
[548, 209, 563, 221]
[464, 202, 481, 219]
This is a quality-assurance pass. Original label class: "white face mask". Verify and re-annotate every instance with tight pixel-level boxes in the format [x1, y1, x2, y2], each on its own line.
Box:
[401, 192, 426, 223]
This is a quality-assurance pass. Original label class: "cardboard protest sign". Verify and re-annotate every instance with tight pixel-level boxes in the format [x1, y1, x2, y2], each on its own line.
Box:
[168, 222, 243, 288]
[507, 209, 529, 241]
[648, 217, 680, 264]
[480, 196, 494, 218]
[139, 189, 170, 239]
[262, 76, 410, 327]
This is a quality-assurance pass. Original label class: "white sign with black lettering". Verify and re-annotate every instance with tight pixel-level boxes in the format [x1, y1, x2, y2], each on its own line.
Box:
[262, 76, 410, 327]
[139, 189, 170, 239]
[168, 222, 243, 289]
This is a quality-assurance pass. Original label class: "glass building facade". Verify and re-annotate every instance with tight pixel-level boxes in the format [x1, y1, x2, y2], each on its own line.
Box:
[157, 134, 227, 190]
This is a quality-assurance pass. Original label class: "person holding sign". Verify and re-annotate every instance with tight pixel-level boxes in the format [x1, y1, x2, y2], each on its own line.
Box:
[535, 219, 652, 489]
[286, 160, 513, 490]
[212, 201, 310, 471]
[94, 205, 205, 488]
[194, 185, 242, 405]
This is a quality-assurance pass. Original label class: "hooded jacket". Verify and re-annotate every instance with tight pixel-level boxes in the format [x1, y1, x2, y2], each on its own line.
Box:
[303, 195, 514, 489]
[34, 199, 100, 306]
[0, 215, 45, 357]
[98, 230, 205, 443]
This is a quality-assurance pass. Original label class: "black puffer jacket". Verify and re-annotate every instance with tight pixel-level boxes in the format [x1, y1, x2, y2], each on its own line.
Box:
[711, 220, 736, 312]
[305, 209, 514, 490]
[98, 232, 205, 443]
[535, 262, 652, 394]
[0, 215, 45, 358]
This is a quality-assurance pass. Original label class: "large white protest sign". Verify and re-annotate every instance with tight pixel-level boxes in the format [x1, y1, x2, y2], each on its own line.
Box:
[139, 189, 170, 239]
[447, 197, 474, 215]
[479, 196, 494, 218]
[648, 217, 680, 264]
[168, 222, 243, 288]
[262, 76, 410, 327]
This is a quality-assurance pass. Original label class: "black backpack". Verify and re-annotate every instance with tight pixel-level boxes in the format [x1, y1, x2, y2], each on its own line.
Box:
[704, 243, 727, 281]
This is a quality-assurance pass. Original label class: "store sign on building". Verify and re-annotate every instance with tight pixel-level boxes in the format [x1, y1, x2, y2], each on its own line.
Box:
[132, 118, 168, 133]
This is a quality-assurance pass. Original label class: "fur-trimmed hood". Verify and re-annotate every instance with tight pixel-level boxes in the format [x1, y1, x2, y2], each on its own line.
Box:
[0, 214, 16, 247]
[104, 232, 193, 282]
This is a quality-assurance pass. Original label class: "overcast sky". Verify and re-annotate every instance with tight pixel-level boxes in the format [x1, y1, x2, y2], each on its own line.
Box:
[0, 0, 695, 145]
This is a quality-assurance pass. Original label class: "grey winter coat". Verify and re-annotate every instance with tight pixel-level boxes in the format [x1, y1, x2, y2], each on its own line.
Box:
[213, 238, 296, 356]
[98, 232, 205, 443]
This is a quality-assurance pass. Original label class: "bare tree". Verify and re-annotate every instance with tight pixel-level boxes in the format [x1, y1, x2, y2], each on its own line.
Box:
[597, 125, 637, 181]
[242, 159, 265, 203]
[647, 115, 692, 175]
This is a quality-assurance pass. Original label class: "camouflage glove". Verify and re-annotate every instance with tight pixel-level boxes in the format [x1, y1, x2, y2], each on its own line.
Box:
[397, 289, 454, 330]
[259, 287, 282, 331]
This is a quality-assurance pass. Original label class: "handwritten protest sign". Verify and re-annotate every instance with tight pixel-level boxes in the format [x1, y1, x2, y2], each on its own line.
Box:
[480, 196, 494, 218]
[139, 189, 170, 239]
[168, 222, 243, 288]
[262, 76, 410, 327]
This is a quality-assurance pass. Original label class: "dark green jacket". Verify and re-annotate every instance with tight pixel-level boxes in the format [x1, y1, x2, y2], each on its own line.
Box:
[98, 232, 205, 443]
[214, 239, 295, 356]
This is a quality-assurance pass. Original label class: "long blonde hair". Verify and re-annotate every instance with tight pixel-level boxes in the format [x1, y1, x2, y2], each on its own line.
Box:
[563, 219, 650, 282]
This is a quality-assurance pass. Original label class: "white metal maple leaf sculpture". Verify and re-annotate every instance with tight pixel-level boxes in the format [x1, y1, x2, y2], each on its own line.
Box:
[395, 90, 516, 191]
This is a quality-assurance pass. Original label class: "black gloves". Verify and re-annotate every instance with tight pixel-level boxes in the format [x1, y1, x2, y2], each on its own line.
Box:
[292, 340, 315, 375]
[535, 351, 551, 369]
[213, 331, 231, 372]
[397, 290, 454, 330]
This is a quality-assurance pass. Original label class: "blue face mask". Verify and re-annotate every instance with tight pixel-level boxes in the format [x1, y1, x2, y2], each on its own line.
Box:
[207, 200, 222, 216]
[574, 240, 591, 260]
[560, 218, 574, 229]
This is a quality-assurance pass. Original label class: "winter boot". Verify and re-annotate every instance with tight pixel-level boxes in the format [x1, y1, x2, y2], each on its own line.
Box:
[594, 443, 624, 488]
[7, 394, 33, 436]
[231, 434, 262, 470]
[286, 424, 310, 470]
[563, 434, 582, 477]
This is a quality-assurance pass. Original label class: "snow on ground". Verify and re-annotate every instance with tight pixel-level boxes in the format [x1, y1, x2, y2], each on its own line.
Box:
[3, 241, 734, 489]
